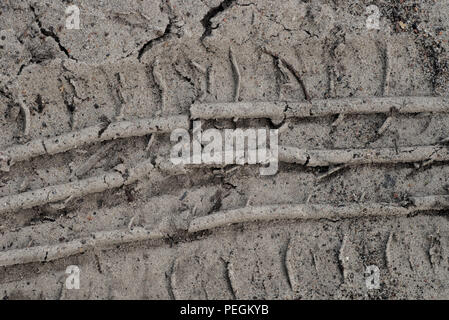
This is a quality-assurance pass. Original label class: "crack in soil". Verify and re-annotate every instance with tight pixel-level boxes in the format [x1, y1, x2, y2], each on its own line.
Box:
[30, 4, 76, 61]
[200, 0, 237, 40]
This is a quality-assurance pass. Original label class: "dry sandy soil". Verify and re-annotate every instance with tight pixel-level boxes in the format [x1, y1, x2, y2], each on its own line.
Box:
[0, 0, 449, 299]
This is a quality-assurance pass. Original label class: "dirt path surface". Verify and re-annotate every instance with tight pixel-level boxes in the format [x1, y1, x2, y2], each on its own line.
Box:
[0, 0, 449, 299]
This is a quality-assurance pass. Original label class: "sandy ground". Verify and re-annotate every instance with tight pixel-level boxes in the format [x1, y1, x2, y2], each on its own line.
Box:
[0, 0, 449, 299]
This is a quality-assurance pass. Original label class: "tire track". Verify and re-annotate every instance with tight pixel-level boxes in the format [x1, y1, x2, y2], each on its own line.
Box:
[191, 96, 449, 120]
[2, 195, 447, 267]
[279, 144, 449, 167]
[0, 115, 188, 172]
[188, 195, 449, 233]
[0, 159, 155, 214]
